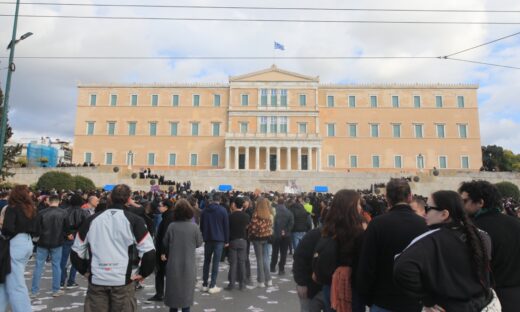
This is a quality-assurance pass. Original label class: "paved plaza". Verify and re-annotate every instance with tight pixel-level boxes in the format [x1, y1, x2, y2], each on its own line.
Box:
[25, 246, 300, 312]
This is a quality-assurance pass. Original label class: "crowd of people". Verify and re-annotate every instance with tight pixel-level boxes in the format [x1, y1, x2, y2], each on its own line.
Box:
[0, 178, 519, 312]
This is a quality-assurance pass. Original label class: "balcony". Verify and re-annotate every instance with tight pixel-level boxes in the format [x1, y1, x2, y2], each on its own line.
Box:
[225, 132, 321, 139]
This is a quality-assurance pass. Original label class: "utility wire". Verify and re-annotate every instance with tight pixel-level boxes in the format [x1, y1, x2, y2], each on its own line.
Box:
[0, 2, 519, 13]
[443, 31, 520, 57]
[0, 56, 439, 60]
[0, 14, 519, 24]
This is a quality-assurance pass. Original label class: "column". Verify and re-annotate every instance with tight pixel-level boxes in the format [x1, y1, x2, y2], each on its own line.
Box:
[297, 147, 302, 171]
[265, 146, 270, 171]
[308, 147, 313, 171]
[225, 146, 230, 169]
[286, 147, 291, 170]
[276, 146, 281, 171]
[316, 147, 321, 172]
[245, 146, 250, 170]
[234, 146, 239, 170]
[255, 146, 260, 170]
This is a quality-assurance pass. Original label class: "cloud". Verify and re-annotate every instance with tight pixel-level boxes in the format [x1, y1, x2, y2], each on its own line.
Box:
[0, 0, 520, 152]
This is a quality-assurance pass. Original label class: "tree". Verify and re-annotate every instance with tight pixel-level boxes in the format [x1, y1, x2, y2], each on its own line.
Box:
[36, 171, 75, 190]
[0, 88, 22, 180]
[481, 145, 520, 172]
[495, 181, 520, 201]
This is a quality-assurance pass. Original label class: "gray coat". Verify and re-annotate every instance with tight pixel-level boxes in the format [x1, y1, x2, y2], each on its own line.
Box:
[163, 221, 203, 308]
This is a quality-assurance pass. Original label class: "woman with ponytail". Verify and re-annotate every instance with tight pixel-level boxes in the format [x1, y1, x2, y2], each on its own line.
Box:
[394, 190, 500, 312]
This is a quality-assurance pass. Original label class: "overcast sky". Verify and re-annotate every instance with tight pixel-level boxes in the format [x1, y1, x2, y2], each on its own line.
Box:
[1, 0, 519, 151]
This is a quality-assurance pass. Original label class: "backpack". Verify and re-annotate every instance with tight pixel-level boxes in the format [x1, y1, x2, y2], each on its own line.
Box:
[312, 235, 339, 285]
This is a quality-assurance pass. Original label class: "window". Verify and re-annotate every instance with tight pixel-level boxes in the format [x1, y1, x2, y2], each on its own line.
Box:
[107, 122, 116, 136]
[394, 155, 402, 168]
[85, 152, 92, 163]
[457, 96, 465, 108]
[461, 156, 470, 169]
[240, 122, 248, 134]
[110, 94, 117, 106]
[191, 122, 199, 136]
[147, 153, 155, 165]
[271, 89, 278, 106]
[212, 122, 220, 136]
[172, 94, 179, 107]
[370, 124, 379, 138]
[328, 155, 336, 168]
[149, 122, 157, 136]
[439, 156, 447, 169]
[298, 122, 307, 134]
[435, 95, 443, 108]
[270, 116, 278, 133]
[169, 153, 177, 166]
[348, 123, 357, 138]
[151, 94, 159, 106]
[350, 155, 358, 168]
[327, 95, 334, 107]
[261, 89, 268, 106]
[348, 95, 356, 108]
[105, 153, 113, 165]
[279, 117, 288, 133]
[413, 95, 421, 108]
[372, 155, 380, 168]
[241, 94, 248, 106]
[190, 154, 198, 166]
[392, 95, 399, 108]
[299, 94, 307, 106]
[89, 94, 97, 106]
[193, 94, 200, 107]
[458, 124, 468, 138]
[128, 122, 136, 136]
[281, 89, 287, 107]
[86, 122, 95, 135]
[414, 124, 424, 138]
[170, 122, 178, 136]
[417, 155, 425, 169]
[211, 154, 219, 167]
[214, 94, 221, 107]
[131, 94, 138, 106]
[436, 124, 445, 138]
[370, 95, 378, 108]
[260, 117, 268, 133]
[392, 124, 401, 138]
[327, 123, 336, 137]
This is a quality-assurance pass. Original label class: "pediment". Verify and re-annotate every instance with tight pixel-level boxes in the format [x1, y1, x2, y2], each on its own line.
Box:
[230, 65, 319, 83]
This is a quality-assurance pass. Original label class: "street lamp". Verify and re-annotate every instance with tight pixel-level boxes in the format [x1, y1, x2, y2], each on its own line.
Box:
[0, 0, 32, 170]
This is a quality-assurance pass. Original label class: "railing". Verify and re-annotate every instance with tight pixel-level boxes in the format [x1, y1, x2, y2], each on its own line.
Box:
[225, 132, 321, 139]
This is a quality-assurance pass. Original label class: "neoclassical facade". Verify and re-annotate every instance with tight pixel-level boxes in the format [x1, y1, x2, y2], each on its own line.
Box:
[73, 65, 482, 172]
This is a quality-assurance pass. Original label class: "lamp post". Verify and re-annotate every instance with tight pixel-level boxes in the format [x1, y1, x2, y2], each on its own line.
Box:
[0, 0, 32, 169]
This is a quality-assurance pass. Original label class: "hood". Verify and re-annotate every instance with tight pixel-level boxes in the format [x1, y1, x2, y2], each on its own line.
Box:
[205, 203, 221, 213]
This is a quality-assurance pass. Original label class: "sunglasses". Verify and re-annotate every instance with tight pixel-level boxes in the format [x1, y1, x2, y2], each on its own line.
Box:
[425, 204, 445, 213]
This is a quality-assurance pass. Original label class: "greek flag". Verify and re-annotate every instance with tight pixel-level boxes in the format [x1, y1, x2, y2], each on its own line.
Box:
[274, 41, 285, 51]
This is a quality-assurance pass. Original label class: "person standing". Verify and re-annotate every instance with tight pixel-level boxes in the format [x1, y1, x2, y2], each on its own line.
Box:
[270, 197, 294, 275]
[71, 184, 156, 312]
[356, 178, 428, 312]
[226, 197, 250, 291]
[200, 192, 229, 294]
[31, 194, 71, 297]
[290, 197, 313, 250]
[162, 199, 203, 312]
[248, 197, 274, 288]
[0, 185, 37, 312]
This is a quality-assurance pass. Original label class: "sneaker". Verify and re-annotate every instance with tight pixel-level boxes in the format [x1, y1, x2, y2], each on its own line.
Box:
[266, 280, 273, 287]
[30, 293, 39, 299]
[278, 270, 286, 276]
[201, 286, 209, 292]
[52, 290, 65, 297]
[224, 285, 234, 291]
[208, 286, 221, 294]
[146, 295, 163, 302]
[258, 282, 266, 288]
[270, 267, 276, 273]
[60, 283, 65, 290]
[66, 282, 79, 288]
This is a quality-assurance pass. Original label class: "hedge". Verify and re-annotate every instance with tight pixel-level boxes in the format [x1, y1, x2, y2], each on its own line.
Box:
[495, 181, 520, 201]
[36, 171, 96, 191]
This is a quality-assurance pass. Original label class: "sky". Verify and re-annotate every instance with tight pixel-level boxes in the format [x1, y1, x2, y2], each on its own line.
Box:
[0, 0, 520, 152]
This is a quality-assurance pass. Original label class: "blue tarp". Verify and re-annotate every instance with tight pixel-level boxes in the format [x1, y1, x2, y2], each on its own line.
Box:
[218, 184, 233, 191]
[27, 143, 58, 167]
[103, 184, 116, 191]
[314, 186, 329, 193]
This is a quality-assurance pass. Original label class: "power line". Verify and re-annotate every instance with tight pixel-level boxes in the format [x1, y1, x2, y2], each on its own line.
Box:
[1, 14, 520, 24]
[444, 31, 520, 57]
[0, 56, 440, 60]
[0, 2, 519, 13]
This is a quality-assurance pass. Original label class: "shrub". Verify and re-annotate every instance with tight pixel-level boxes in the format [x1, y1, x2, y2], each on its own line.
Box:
[73, 175, 96, 192]
[36, 171, 74, 190]
[495, 181, 520, 201]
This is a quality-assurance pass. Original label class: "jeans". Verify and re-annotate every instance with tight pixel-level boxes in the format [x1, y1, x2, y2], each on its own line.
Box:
[60, 239, 77, 285]
[202, 241, 224, 288]
[323, 284, 336, 312]
[153, 213, 162, 236]
[270, 236, 290, 272]
[292, 232, 306, 250]
[0, 233, 33, 312]
[32, 246, 63, 294]
[370, 305, 393, 312]
[298, 290, 325, 312]
[228, 238, 247, 288]
[252, 240, 271, 284]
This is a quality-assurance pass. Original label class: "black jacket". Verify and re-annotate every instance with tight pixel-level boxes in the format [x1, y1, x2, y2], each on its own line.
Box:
[292, 228, 322, 299]
[35, 206, 71, 248]
[65, 205, 90, 233]
[273, 204, 294, 238]
[156, 209, 175, 255]
[290, 203, 312, 233]
[356, 204, 428, 312]
[394, 223, 492, 312]
[473, 209, 520, 289]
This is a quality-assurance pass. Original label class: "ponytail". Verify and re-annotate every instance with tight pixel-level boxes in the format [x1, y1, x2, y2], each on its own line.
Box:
[460, 213, 490, 288]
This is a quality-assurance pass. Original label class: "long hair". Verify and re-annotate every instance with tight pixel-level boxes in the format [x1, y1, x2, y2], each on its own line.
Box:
[254, 197, 272, 220]
[8, 185, 36, 219]
[322, 189, 364, 249]
[431, 190, 490, 286]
